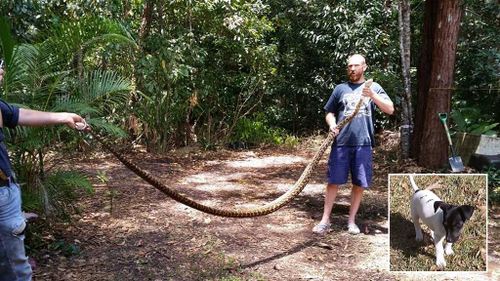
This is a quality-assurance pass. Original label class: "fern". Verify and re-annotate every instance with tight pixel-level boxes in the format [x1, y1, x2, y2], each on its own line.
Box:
[46, 171, 94, 195]
[0, 16, 134, 218]
[22, 170, 94, 216]
[88, 118, 127, 138]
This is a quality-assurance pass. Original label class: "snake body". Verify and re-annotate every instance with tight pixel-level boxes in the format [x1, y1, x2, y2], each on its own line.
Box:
[88, 83, 370, 217]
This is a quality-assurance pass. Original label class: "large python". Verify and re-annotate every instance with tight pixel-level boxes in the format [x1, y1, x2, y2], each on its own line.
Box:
[81, 80, 372, 217]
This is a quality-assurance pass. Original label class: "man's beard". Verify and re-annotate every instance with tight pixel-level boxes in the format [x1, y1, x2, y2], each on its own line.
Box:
[349, 72, 361, 81]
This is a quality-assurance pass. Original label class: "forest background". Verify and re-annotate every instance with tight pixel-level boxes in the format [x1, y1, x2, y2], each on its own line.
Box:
[0, 0, 498, 231]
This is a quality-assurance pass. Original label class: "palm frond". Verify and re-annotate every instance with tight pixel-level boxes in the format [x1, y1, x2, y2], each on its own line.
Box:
[79, 70, 132, 106]
[1, 44, 38, 98]
[31, 170, 94, 216]
[51, 101, 100, 116]
[87, 118, 127, 138]
[11, 127, 54, 151]
[82, 34, 138, 52]
[0, 16, 15, 64]
[46, 170, 94, 195]
[3, 43, 71, 108]
[44, 17, 137, 65]
[3, 126, 29, 141]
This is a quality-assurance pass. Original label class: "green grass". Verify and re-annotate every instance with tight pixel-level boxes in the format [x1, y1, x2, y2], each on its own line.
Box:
[389, 174, 487, 271]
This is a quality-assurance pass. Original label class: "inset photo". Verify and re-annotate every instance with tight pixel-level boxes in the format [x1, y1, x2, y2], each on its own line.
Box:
[389, 174, 487, 271]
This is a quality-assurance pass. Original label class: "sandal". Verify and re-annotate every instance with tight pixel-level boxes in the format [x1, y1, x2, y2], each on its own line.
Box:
[312, 223, 331, 234]
[347, 223, 360, 235]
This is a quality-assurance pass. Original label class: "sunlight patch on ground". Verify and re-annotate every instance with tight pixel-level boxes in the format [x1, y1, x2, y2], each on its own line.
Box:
[167, 198, 272, 218]
[181, 171, 252, 185]
[293, 183, 325, 195]
[181, 175, 325, 194]
[176, 153, 312, 196]
[225, 155, 306, 168]
[263, 222, 310, 234]
[179, 180, 327, 199]
[269, 183, 324, 194]
[356, 233, 390, 271]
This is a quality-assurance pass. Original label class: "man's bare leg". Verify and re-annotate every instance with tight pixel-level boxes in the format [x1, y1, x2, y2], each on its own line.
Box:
[347, 185, 364, 234]
[313, 184, 339, 234]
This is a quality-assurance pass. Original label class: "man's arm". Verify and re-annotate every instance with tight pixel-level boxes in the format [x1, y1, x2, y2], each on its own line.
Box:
[18, 108, 85, 129]
[362, 87, 394, 115]
[325, 112, 340, 136]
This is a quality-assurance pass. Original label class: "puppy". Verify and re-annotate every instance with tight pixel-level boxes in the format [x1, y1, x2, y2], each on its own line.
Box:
[409, 175, 474, 268]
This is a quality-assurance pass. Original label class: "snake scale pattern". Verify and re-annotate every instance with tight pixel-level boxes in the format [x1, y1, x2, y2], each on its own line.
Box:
[89, 87, 369, 217]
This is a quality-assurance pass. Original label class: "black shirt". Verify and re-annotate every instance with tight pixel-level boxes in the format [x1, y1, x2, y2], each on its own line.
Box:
[0, 99, 20, 177]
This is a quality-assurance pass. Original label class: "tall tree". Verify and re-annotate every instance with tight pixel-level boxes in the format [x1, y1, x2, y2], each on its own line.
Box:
[398, 0, 412, 159]
[412, 0, 463, 168]
[138, 0, 154, 45]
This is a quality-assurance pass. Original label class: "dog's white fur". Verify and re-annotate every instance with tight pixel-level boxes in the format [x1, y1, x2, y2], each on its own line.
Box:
[409, 175, 453, 268]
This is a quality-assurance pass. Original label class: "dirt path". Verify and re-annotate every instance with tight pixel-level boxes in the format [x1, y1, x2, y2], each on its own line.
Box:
[31, 134, 497, 280]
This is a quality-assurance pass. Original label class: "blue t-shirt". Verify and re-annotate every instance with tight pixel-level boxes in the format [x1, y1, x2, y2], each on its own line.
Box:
[0, 100, 20, 178]
[324, 81, 391, 147]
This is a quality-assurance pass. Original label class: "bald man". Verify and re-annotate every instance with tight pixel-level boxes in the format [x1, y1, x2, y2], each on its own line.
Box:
[312, 54, 394, 235]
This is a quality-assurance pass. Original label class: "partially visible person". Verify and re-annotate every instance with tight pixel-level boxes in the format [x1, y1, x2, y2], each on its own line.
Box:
[312, 54, 394, 235]
[0, 65, 86, 281]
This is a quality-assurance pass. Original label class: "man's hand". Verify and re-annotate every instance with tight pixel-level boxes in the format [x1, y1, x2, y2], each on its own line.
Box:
[359, 79, 394, 115]
[60, 112, 86, 130]
[330, 124, 340, 136]
[325, 112, 339, 136]
[361, 86, 375, 98]
[361, 79, 374, 98]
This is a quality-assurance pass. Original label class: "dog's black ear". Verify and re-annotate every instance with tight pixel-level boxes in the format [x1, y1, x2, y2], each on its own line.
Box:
[459, 205, 475, 221]
[434, 201, 452, 213]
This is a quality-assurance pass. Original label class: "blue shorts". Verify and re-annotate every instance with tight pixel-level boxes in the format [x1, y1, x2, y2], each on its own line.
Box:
[327, 146, 372, 188]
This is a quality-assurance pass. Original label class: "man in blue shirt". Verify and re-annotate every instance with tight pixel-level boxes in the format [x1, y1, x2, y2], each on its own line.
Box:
[0, 67, 86, 280]
[313, 54, 394, 235]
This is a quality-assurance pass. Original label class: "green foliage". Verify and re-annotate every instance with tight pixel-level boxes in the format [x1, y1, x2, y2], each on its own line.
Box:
[369, 68, 400, 130]
[265, 0, 400, 132]
[135, 0, 278, 150]
[454, 0, 500, 126]
[232, 117, 268, 144]
[96, 170, 109, 184]
[2, 1, 497, 146]
[1, 16, 133, 219]
[0, 16, 15, 64]
[43, 16, 136, 74]
[485, 166, 500, 204]
[21, 170, 93, 217]
[49, 239, 81, 257]
[231, 114, 297, 147]
[0, 0, 134, 42]
[96, 170, 116, 214]
[46, 170, 94, 196]
[283, 134, 300, 148]
[451, 107, 498, 136]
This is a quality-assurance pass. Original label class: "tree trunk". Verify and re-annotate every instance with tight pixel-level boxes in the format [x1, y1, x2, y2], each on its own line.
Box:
[138, 0, 154, 44]
[413, 0, 463, 169]
[129, 1, 154, 141]
[398, 0, 412, 159]
[122, 0, 131, 19]
[412, 0, 437, 159]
